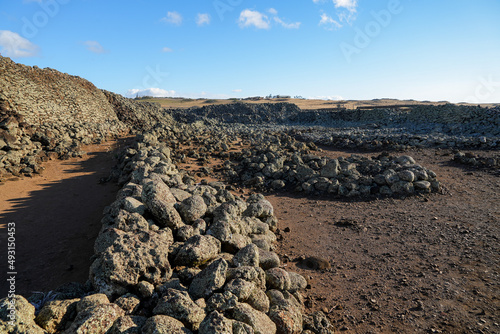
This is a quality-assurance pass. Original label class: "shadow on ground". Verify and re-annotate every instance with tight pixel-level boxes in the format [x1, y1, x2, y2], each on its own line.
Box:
[0, 146, 122, 298]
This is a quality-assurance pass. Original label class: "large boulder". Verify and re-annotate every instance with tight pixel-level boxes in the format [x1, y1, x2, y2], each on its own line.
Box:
[90, 230, 173, 297]
[35, 298, 79, 333]
[107, 316, 146, 334]
[233, 243, 260, 267]
[153, 289, 206, 331]
[320, 159, 340, 178]
[76, 294, 109, 313]
[0, 295, 46, 334]
[63, 303, 124, 334]
[189, 258, 228, 299]
[177, 195, 208, 222]
[198, 311, 233, 334]
[142, 315, 193, 334]
[142, 179, 184, 229]
[243, 195, 274, 219]
[230, 302, 276, 334]
[175, 235, 221, 267]
[267, 290, 303, 334]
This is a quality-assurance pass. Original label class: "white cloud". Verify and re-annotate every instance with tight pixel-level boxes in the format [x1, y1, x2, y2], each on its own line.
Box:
[333, 0, 358, 12]
[268, 8, 278, 15]
[83, 40, 107, 54]
[337, 10, 357, 24]
[161, 11, 183, 25]
[232, 89, 243, 93]
[0, 30, 39, 58]
[315, 0, 358, 29]
[162, 47, 173, 53]
[319, 13, 342, 30]
[274, 17, 301, 29]
[126, 88, 176, 98]
[196, 13, 211, 26]
[238, 9, 270, 29]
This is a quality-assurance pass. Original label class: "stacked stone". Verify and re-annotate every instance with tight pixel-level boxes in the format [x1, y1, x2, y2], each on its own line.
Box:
[225, 135, 440, 198]
[168, 102, 500, 150]
[0, 56, 130, 178]
[1, 133, 332, 334]
[102, 91, 176, 131]
[0, 104, 45, 177]
[453, 151, 499, 170]
[0, 56, 124, 128]
[170, 102, 301, 125]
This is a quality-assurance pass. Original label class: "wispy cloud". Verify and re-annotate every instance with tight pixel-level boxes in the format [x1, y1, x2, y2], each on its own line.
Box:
[274, 17, 301, 29]
[196, 13, 211, 26]
[316, 0, 358, 30]
[268, 8, 278, 15]
[232, 89, 243, 93]
[333, 0, 358, 12]
[83, 40, 107, 54]
[162, 47, 173, 53]
[270, 9, 301, 29]
[0, 30, 39, 58]
[319, 13, 342, 30]
[239, 8, 300, 30]
[126, 88, 176, 98]
[161, 11, 183, 25]
[238, 9, 270, 29]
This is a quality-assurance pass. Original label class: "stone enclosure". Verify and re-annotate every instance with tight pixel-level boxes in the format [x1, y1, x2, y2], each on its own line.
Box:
[1, 55, 499, 333]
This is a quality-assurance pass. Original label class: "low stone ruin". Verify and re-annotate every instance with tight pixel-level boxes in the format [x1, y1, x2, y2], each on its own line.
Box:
[0, 134, 334, 334]
[221, 133, 441, 198]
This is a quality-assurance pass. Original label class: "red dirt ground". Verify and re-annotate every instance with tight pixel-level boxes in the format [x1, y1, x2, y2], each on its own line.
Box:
[1, 140, 498, 333]
[0, 140, 123, 297]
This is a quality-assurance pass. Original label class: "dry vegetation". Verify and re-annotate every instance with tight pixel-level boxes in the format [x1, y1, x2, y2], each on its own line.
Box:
[138, 97, 498, 110]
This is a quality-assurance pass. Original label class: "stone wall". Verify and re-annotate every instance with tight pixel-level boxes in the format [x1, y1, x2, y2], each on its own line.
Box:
[0, 56, 177, 178]
[0, 56, 121, 127]
[170, 102, 500, 139]
[0, 131, 333, 334]
[102, 90, 175, 131]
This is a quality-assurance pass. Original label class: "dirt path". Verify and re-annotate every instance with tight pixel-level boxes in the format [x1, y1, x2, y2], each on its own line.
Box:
[0, 140, 124, 297]
[1, 137, 498, 333]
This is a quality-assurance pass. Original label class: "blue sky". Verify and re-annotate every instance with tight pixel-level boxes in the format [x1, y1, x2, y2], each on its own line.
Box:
[1, 0, 499, 102]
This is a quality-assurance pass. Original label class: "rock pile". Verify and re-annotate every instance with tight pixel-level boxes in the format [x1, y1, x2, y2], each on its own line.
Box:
[170, 102, 301, 125]
[0, 100, 124, 179]
[103, 91, 176, 131]
[223, 133, 441, 198]
[291, 125, 498, 151]
[453, 151, 499, 170]
[0, 56, 126, 131]
[0, 56, 178, 179]
[1, 133, 334, 334]
[169, 103, 500, 150]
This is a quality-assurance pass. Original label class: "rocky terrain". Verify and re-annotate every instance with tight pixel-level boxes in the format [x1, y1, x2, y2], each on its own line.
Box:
[0, 56, 499, 333]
